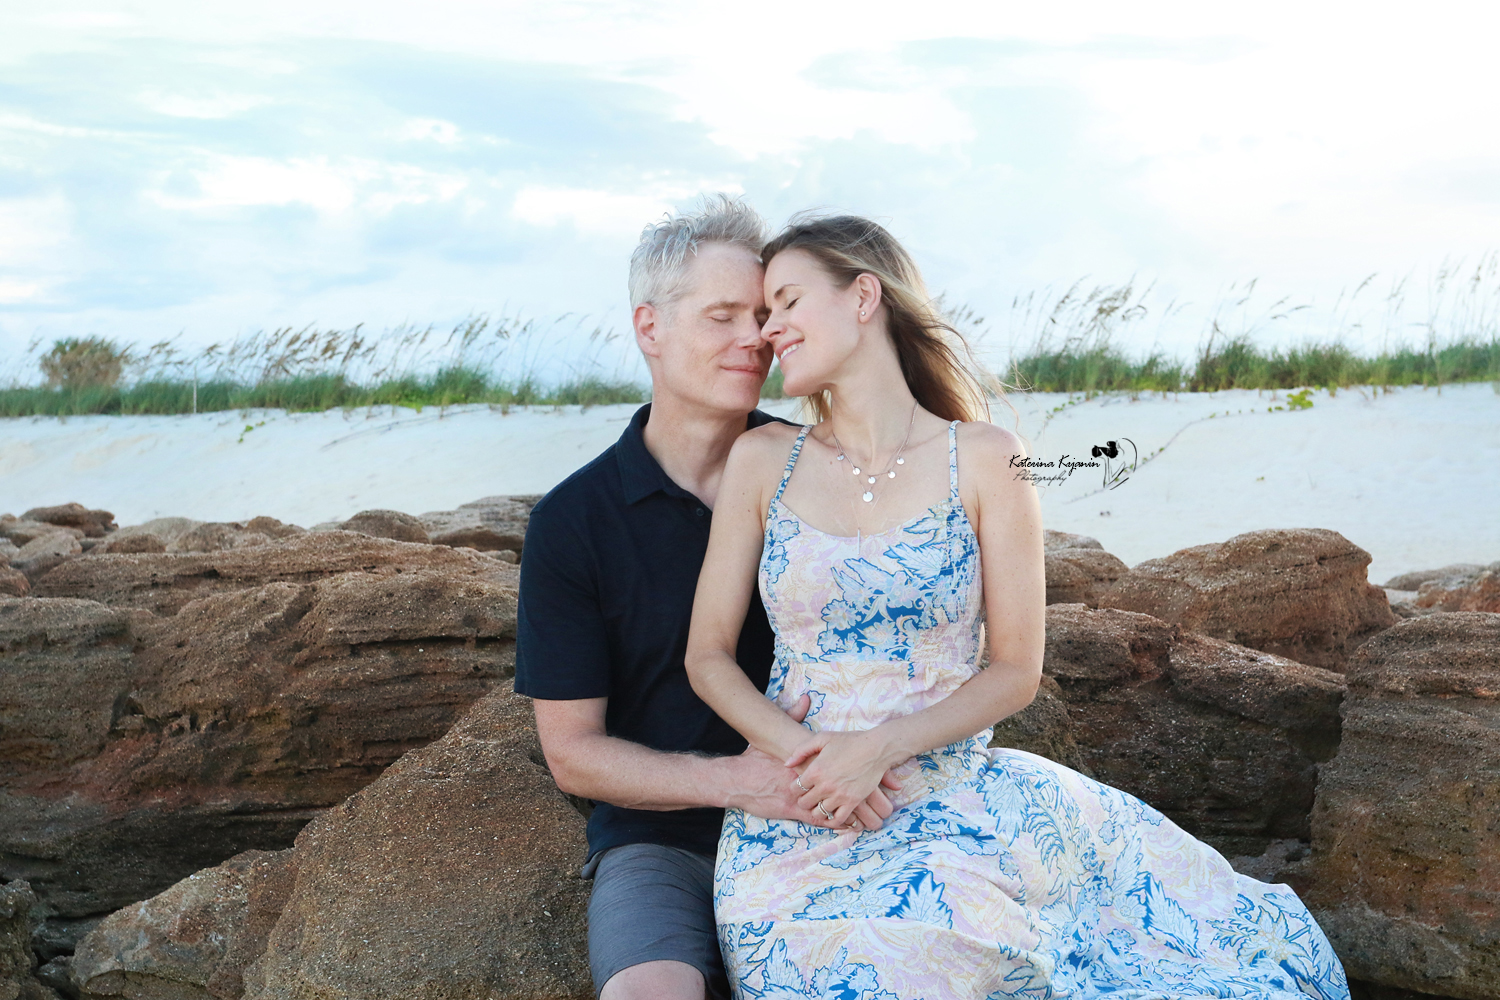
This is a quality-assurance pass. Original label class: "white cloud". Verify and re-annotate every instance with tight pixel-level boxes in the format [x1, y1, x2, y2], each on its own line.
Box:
[512, 184, 740, 236]
[138, 89, 271, 119]
[148, 155, 467, 214]
[397, 118, 461, 144]
[0, 278, 44, 304]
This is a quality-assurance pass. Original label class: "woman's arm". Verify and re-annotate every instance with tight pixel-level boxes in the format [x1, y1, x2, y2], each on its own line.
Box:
[787, 421, 1047, 825]
[686, 428, 819, 761]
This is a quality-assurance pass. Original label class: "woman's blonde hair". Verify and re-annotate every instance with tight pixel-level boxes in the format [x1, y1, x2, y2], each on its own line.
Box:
[761, 214, 1000, 424]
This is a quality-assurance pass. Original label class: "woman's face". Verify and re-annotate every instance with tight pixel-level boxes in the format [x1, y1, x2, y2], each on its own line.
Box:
[760, 249, 865, 398]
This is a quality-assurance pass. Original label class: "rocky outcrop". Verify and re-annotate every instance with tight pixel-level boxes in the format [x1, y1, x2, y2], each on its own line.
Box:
[1099, 528, 1398, 670]
[1042, 604, 1346, 857]
[1042, 530, 1129, 606]
[1411, 565, 1500, 614]
[0, 568, 28, 598]
[71, 849, 295, 1000]
[1, 881, 61, 1000]
[1383, 564, 1485, 592]
[10, 534, 82, 583]
[318, 510, 428, 544]
[22, 505, 116, 539]
[33, 531, 515, 617]
[417, 495, 538, 555]
[3, 531, 522, 955]
[1303, 612, 1500, 1000]
[0, 519, 83, 549]
[242, 689, 591, 1000]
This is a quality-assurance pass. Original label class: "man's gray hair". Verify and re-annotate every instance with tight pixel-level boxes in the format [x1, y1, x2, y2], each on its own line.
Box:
[628, 193, 767, 312]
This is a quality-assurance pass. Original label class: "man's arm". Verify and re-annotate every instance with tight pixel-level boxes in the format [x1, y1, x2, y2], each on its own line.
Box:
[533, 693, 841, 825]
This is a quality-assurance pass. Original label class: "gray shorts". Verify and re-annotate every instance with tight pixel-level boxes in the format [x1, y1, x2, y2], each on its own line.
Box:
[584, 842, 729, 1000]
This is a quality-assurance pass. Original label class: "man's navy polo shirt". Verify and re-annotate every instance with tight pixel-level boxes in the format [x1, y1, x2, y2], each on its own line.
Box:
[514, 402, 792, 863]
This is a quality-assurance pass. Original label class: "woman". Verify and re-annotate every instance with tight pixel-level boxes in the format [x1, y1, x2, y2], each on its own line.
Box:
[684, 214, 1350, 1000]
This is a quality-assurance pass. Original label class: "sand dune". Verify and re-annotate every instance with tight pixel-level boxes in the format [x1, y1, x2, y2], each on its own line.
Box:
[2, 381, 1495, 584]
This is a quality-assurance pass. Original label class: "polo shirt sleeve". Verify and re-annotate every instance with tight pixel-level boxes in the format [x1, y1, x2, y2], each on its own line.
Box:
[513, 497, 612, 700]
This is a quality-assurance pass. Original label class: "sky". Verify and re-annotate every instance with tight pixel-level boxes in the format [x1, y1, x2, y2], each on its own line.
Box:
[1, 0, 1497, 384]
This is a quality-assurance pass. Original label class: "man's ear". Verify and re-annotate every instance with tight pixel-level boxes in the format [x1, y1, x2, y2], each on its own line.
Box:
[634, 303, 663, 360]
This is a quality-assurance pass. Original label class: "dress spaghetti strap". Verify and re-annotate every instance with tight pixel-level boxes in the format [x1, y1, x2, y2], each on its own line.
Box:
[947, 419, 960, 499]
[773, 425, 810, 506]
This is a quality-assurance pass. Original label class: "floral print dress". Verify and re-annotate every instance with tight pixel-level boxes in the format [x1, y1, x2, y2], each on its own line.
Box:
[714, 421, 1349, 1000]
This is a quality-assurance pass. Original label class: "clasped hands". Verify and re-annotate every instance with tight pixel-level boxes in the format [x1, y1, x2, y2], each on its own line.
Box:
[777, 692, 906, 835]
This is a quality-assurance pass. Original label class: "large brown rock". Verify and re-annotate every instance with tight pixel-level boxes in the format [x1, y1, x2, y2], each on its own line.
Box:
[33, 531, 515, 617]
[1042, 530, 1129, 606]
[0, 520, 82, 549]
[243, 689, 591, 1000]
[418, 496, 537, 555]
[1304, 612, 1500, 1000]
[10, 535, 83, 583]
[22, 505, 116, 539]
[0, 568, 27, 598]
[3, 541, 520, 955]
[1043, 604, 1346, 857]
[1099, 528, 1398, 670]
[323, 511, 428, 545]
[1413, 566, 1500, 614]
[71, 849, 295, 1000]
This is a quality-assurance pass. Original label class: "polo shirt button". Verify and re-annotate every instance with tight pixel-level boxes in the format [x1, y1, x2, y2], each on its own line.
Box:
[696, 508, 705, 516]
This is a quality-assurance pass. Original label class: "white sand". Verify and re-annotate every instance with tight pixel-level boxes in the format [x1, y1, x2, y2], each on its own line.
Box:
[2, 382, 1496, 585]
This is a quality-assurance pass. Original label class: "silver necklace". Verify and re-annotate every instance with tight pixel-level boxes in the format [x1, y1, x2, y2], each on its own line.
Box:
[830, 401, 918, 503]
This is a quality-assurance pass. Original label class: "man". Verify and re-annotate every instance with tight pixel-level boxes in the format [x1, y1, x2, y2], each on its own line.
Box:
[514, 196, 895, 1000]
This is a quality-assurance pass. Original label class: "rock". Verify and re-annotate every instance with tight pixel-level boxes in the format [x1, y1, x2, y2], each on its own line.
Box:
[0, 540, 18, 562]
[71, 849, 295, 1000]
[1042, 530, 1129, 606]
[10, 535, 83, 583]
[328, 510, 428, 545]
[1304, 612, 1500, 1000]
[33, 531, 516, 617]
[241, 519, 303, 541]
[987, 675, 1089, 774]
[0, 569, 28, 598]
[105, 519, 202, 548]
[418, 496, 534, 554]
[93, 534, 165, 555]
[1043, 604, 1346, 857]
[1413, 566, 1500, 613]
[21, 506, 115, 540]
[2, 560, 519, 953]
[1383, 563, 1485, 591]
[1, 880, 62, 1000]
[1099, 528, 1398, 671]
[243, 689, 591, 1000]
[1226, 838, 1312, 885]
[0, 520, 83, 549]
[167, 524, 268, 554]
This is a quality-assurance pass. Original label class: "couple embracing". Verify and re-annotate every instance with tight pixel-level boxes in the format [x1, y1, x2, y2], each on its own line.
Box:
[513, 197, 1350, 1000]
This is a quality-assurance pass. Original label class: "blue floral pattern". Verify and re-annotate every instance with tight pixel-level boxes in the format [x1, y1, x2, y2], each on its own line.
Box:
[716, 422, 1351, 1000]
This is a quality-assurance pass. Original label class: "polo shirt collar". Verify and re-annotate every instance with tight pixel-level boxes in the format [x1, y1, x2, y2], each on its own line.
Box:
[617, 402, 782, 505]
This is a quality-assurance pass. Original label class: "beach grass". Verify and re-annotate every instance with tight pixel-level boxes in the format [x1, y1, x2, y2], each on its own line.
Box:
[4, 259, 1497, 416]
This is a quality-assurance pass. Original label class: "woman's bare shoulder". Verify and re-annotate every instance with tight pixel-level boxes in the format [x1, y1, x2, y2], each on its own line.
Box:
[956, 419, 1028, 465]
[726, 420, 807, 482]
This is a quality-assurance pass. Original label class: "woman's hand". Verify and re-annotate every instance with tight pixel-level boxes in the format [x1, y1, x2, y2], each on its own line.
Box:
[786, 730, 906, 832]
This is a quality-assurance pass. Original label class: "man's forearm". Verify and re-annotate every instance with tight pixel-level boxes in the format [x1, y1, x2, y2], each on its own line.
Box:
[546, 729, 735, 811]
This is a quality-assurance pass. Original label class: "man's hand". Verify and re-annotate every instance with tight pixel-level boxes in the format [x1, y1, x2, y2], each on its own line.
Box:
[723, 694, 902, 832]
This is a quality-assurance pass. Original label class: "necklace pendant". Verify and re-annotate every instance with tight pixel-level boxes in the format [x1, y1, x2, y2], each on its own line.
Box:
[887, 471, 896, 478]
[867, 476, 876, 484]
[862, 490, 874, 502]
[896, 457, 905, 465]
[851, 467, 861, 476]
[836, 454, 845, 461]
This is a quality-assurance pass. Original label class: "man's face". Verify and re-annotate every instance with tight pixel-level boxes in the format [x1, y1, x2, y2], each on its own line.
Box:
[635, 242, 772, 415]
